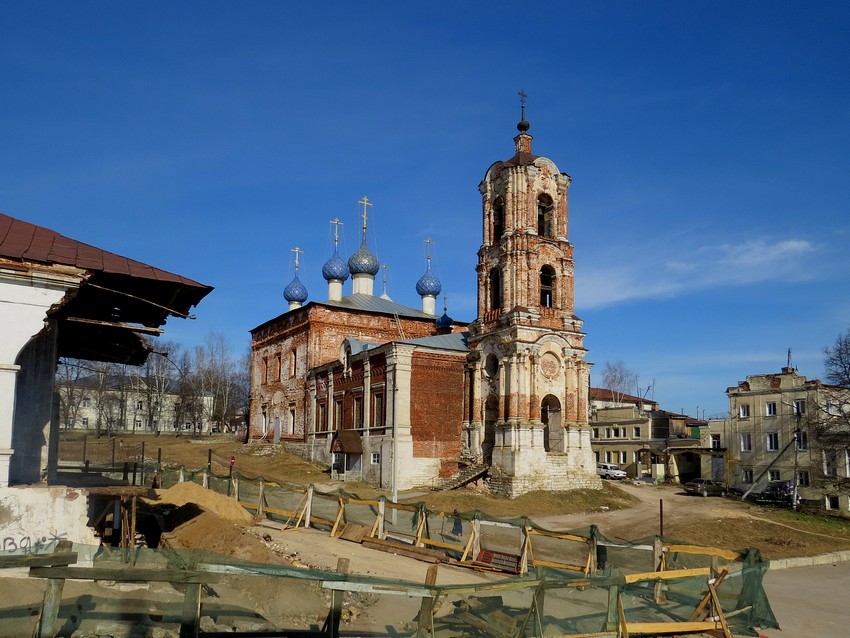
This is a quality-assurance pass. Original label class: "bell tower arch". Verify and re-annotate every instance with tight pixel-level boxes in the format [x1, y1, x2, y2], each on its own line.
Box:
[464, 94, 601, 497]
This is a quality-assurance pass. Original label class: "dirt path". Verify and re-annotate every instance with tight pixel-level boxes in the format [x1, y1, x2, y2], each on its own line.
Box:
[531, 481, 752, 540]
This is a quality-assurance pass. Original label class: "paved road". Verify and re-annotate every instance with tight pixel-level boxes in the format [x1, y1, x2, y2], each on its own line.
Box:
[760, 561, 850, 636]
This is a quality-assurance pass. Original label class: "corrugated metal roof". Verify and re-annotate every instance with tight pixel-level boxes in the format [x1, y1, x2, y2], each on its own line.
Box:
[0, 211, 210, 289]
[399, 331, 469, 352]
[318, 293, 433, 319]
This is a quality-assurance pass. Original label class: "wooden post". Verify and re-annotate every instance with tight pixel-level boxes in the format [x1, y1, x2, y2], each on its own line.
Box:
[416, 563, 439, 638]
[323, 558, 350, 638]
[305, 485, 314, 529]
[37, 577, 65, 638]
[157, 448, 162, 487]
[232, 476, 239, 502]
[257, 481, 265, 517]
[140, 441, 146, 486]
[519, 526, 530, 575]
[111, 437, 116, 466]
[82, 435, 88, 465]
[472, 517, 481, 559]
[377, 498, 385, 538]
[179, 583, 202, 638]
[604, 585, 619, 632]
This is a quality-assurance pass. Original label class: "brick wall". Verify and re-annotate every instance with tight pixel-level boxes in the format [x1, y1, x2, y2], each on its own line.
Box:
[410, 351, 465, 458]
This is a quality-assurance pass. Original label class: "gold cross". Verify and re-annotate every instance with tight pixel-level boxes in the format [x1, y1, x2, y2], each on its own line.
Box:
[424, 237, 432, 263]
[330, 218, 343, 246]
[291, 246, 302, 270]
[518, 89, 528, 120]
[358, 196, 372, 232]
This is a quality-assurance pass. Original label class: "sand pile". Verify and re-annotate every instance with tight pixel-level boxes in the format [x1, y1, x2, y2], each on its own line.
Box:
[163, 510, 273, 563]
[145, 481, 253, 523]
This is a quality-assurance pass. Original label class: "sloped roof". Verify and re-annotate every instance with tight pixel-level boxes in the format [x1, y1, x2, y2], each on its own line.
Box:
[317, 293, 434, 319]
[0, 211, 213, 364]
[399, 331, 469, 352]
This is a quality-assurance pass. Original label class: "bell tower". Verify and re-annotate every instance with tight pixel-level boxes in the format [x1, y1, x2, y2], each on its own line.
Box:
[464, 94, 601, 497]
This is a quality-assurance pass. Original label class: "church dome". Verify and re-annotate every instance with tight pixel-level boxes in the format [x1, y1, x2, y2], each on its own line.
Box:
[416, 264, 442, 297]
[436, 310, 453, 329]
[283, 274, 308, 303]
[322, 248, 350, 282]
[347, 239, 380, 276]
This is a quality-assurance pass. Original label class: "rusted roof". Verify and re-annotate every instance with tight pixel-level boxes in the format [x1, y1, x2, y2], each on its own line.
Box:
[502, 151, 539, 167]
[330, 429, 363, 454]
[1, 211, 213, 364]
[0, 212, 207, 288]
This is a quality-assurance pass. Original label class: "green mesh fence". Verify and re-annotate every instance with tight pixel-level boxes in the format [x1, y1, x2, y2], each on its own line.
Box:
[6, 461, 780, 636]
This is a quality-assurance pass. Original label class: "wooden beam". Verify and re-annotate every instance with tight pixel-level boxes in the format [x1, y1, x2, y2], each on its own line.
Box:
[663, 544, 743, 562]
[29, 567, 218, 584]
[65, 316, 164, 335]
[623, 567, 710, 584]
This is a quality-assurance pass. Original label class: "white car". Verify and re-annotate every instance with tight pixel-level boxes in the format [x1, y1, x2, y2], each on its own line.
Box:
[597, 463, 627, 480]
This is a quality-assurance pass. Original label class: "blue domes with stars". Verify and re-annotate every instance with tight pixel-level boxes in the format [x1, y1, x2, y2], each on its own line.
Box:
[347, 239, 380, 276]
[416, 264, 442, 297]
[283, 274, 308, 304]
[322, 248, 350, 282]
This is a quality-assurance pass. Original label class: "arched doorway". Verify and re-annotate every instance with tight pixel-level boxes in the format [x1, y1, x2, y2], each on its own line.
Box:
[541, 395, 562, 452]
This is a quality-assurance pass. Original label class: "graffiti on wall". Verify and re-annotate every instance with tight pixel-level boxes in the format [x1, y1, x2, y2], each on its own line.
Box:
[2, 531, 68, 553]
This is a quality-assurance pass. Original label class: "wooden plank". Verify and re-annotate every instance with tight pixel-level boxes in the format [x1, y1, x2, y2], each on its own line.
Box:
[339, 523, 369, 543]
[664, 544, 743, 562]
[530, 559, 587, 572]
[0, 551, 77, 569]
[29, 566, 218, 584]
[362, 540, 444, 563]
[420, 537, 465, 551]
[322, 558, 349, 638]
[527, 529, 590, 544]
[623, 567, 710, 584]
[623, 621, 720, 634]
[416, 564, 439, 637]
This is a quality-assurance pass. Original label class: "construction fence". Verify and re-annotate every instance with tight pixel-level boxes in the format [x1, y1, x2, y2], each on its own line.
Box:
[1, 456, 782, 637]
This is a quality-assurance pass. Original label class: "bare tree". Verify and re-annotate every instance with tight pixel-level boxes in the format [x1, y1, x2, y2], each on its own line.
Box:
[600, 360, 638, 404]
[813, 329, 850, 498]
[130, 340, 180, 433]
[56, 358, 87, 430]
[194, 332, 247, 433]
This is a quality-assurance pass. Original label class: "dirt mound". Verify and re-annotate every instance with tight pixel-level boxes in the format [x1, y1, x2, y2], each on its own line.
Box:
[164, 510, 272, 563]
[146, 481, 253, 523]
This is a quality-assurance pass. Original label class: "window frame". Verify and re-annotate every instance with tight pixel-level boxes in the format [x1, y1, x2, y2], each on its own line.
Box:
[740, 432, 752, 452]
[766, 432, 779, 452]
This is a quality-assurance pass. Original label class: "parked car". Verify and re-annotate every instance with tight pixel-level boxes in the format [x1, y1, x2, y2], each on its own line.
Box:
[748, 480, 795, 506]
[596, 463, 627, 480]
[683, 478, 726, 497]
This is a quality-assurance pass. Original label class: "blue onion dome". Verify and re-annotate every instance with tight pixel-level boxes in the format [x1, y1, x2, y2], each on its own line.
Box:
[436, 310, 453, 329]
[416, 264, 442, 297]
[283, 274, 308, 303]
[347, 238, 380, 276]
[322, 248, 350, 282]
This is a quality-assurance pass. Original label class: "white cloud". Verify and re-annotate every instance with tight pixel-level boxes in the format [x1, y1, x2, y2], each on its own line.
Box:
[577, 237, 820, 309]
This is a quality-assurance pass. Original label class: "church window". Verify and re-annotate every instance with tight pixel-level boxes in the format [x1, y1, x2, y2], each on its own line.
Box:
[372, 393, 384, 427]
[353, 396, 363, 429]
[489, 268, 502, 310]
[275, 353, 282, 381]
[290, 348, 297, 377]
[317, 402, 327, 432]
[540, 265, 555, 308]
[334, 399, 343, 430]
[261, 357, 268, 384]
[537, 194, 554, 238]
[493, 198, 504, 242]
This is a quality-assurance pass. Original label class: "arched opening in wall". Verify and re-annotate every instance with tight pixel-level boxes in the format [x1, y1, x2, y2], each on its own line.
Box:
[541, 394, 562, 453]
[484, 353, 500, 378]
[273, 417, 281, 444]
[540, 265, 555, 308]
[537, 194, 554, 238]
[493, 198, 504, 242]
[288, 406, 296, 435]
[489, 268, 502, 311]
[484, 394, 499, 464]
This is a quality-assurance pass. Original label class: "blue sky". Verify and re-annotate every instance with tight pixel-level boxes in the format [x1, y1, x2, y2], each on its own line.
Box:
[2, 2, 848, 417]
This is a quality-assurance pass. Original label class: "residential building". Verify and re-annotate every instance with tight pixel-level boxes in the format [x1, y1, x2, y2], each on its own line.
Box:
[727, 366, 850, 516]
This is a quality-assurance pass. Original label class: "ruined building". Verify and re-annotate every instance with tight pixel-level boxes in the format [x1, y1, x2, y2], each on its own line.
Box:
[249, 111, 600, 496]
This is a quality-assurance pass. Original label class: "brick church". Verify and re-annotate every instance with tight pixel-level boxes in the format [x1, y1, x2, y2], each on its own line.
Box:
[249, 106, 601, 497]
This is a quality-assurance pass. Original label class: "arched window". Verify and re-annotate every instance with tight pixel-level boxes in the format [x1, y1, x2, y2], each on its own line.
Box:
[489, 268, 502, 310]
[540, 265, 555, 308]
[493, 198, 504, 242]
[537, 194, 554, 238]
